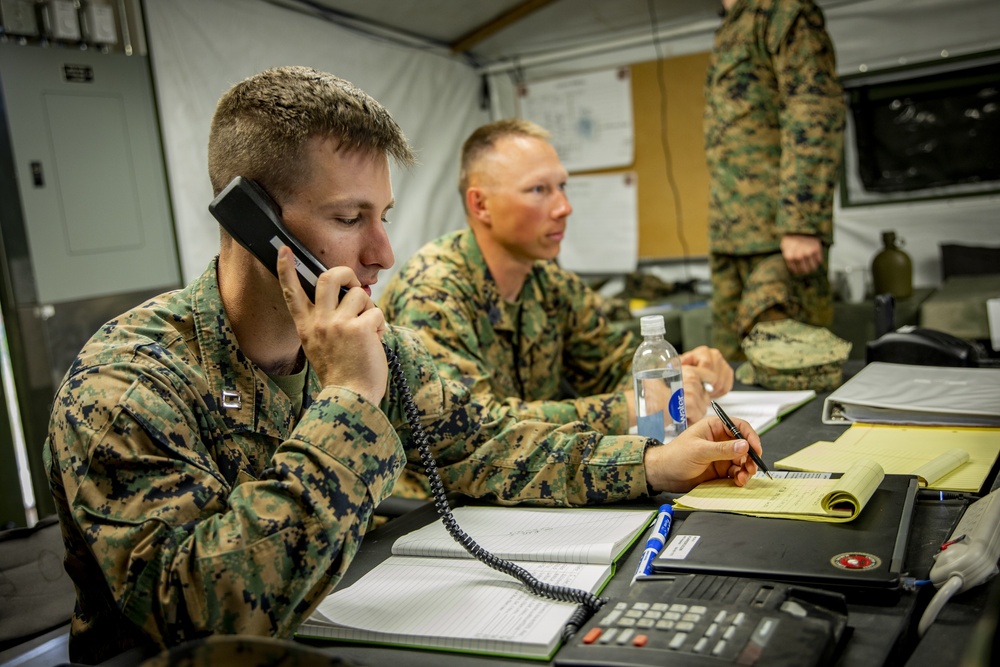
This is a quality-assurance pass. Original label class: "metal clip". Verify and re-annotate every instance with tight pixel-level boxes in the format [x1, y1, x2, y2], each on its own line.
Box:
[221, 389, 241, 410]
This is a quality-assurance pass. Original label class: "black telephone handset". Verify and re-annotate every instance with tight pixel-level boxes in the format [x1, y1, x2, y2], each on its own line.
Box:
[208, 176, 336, 302]
[208, 176, 603, 635]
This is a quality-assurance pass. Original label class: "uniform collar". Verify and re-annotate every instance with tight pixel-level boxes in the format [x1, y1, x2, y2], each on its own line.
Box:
[460, 230, 548, 346]
[189, 258, 314, 438]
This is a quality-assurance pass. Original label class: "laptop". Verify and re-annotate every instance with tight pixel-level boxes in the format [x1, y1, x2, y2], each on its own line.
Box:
[651, 474, 919, 604]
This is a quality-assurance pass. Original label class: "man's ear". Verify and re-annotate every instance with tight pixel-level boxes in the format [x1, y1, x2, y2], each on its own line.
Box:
[466, 186, 491, 225]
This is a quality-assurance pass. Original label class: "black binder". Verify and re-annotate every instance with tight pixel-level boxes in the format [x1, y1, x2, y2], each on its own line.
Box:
[651, 474, 919, 603]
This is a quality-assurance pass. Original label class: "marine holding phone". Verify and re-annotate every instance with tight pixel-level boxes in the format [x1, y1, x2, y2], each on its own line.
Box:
[43, 66, 762, 663]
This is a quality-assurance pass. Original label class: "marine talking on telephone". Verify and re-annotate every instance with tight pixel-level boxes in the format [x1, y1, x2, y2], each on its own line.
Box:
[208, 177, 851, 664]
[208, 176, 605, 636]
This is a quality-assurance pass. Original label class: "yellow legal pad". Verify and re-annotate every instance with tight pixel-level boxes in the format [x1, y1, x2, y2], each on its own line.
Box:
[775, 424, 1000, 492]
[673, 458, 884, 522]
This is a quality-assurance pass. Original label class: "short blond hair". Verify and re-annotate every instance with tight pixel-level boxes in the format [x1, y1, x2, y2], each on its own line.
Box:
[208, 66, 415, 202]
[458, 118, 550, 202]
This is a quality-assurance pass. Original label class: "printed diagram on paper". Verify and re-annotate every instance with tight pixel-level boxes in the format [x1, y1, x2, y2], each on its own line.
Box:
[518, 67, 634, 173]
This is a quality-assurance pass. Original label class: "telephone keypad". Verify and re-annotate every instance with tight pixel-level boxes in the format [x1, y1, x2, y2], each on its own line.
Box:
[592, 598, 758, 657]
[555, 575, 848, 667]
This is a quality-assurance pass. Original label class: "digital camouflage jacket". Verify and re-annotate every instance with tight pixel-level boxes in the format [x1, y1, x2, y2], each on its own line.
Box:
[704, 0, 845, 255]
[44, 258, 649, 663]
[381, 229, 639, 434]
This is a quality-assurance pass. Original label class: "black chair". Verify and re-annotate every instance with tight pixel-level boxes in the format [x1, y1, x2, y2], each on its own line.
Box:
[0, 514, 75, 652]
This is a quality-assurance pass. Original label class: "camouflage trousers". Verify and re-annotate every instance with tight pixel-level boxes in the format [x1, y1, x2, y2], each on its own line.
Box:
[710, 251, 833, 361]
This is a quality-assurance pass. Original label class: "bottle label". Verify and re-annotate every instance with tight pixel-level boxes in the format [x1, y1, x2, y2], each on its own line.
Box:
[637, 411, 665, 442]
[669, 388, 687, 426]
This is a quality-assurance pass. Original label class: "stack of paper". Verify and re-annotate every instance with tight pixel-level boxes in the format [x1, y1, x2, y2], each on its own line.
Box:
[775, 423, 1000, 492]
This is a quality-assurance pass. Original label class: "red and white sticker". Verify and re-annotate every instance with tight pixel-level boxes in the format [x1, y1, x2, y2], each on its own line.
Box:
[830, 552, 882, 571]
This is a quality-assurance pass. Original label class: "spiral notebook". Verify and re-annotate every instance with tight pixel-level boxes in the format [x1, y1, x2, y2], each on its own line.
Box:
[296, 506, 654, 659]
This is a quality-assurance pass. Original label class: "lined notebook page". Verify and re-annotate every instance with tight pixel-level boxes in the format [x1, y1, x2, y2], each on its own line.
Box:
[776, 424, 1000, 491]
[304, 557, 610, 657]
[715, 390, 816, 434]
[673, 459, 885, 522]
[392, 507, 654, 564]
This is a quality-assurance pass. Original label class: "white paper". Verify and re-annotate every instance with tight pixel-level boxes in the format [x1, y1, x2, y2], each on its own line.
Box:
[305, 558, 610, 657]
[391, 506, 653, 564]
[518, 67, 634, 173]
[715, 390, 816, 435]
[559, 172, 638, 274]
[988, 297, 1000, 351]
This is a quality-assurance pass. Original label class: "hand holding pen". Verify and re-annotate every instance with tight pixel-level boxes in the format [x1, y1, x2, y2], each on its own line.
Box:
[711, 400, 773, 479]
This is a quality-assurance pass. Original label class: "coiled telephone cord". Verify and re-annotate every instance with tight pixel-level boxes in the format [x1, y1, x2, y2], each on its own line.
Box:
[385, 344, 605, 638]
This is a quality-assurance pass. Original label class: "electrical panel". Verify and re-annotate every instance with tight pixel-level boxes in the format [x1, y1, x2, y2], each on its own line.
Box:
[0, 42, 180, 304]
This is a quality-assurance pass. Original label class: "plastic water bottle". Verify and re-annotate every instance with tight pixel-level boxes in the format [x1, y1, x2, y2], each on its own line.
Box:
[632, 315, 687, 442]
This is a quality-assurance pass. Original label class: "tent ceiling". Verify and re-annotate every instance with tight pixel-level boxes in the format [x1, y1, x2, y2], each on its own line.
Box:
[271, 0, 725, 65]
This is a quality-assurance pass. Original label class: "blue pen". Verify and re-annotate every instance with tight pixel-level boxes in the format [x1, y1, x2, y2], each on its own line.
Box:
[630, 504, 673, 585]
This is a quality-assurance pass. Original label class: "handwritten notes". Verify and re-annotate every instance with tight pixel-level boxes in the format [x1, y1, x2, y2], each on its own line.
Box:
[673, 459, 884, 522]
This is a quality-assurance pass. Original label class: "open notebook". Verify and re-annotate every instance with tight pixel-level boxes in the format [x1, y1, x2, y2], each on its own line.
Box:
[714, 389, 816, 434]
[296, 506, 654, 660]
[673, 458, 885, 522]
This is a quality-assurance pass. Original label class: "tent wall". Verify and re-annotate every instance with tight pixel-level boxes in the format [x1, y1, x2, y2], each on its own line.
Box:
[145, 0, 998, 292]
[144, 0, 489, 296]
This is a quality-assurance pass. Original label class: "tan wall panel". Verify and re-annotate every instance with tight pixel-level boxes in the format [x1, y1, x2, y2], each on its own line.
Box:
[573, 53, 712, 261]
[631, 52, 711, 260]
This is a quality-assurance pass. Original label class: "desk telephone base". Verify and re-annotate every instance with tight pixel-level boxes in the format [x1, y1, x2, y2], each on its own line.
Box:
[555, 574, 848, 667]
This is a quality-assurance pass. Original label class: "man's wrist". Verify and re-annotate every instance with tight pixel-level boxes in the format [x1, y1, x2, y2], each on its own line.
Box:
[642, 437, 664, 495]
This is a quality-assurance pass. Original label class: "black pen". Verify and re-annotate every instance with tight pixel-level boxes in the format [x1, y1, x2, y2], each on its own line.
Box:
[710, 400, 773, 479]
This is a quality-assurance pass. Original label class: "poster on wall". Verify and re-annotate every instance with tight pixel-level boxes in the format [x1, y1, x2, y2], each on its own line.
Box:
[559, 172, 638, 274]
[518, 67, 634, 173]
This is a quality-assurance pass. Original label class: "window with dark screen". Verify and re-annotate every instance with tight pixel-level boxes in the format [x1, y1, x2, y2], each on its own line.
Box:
[841, 50, 1000, 206]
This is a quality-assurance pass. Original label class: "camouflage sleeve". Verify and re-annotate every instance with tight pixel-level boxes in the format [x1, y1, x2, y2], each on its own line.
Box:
[559, 275, 637, 401]
[46, 363, 405, 648]
[383, 326, 650, 506]
[771, 4, 846, 239]
[385, 278, 632, 435]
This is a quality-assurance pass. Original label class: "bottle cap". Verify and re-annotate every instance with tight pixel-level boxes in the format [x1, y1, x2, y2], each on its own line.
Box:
[640, 315, 665, 336]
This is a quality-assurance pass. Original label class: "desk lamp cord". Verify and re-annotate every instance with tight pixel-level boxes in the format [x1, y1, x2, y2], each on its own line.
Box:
[386, 343, 605, 639]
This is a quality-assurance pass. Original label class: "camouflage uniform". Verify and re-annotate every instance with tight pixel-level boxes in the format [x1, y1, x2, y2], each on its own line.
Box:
[44, 259, 650, 663]
[380, 230, 640, 495]
[704, 0, 845, 360]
